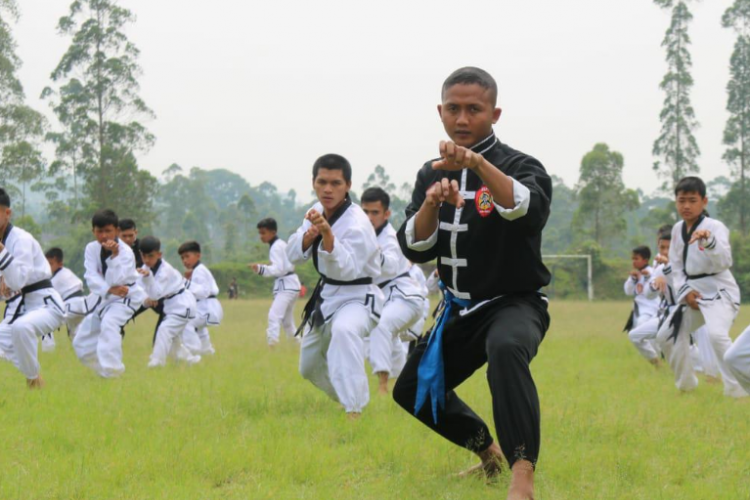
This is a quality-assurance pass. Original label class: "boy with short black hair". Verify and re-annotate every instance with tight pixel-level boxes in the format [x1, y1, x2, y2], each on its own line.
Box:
[628, 229, 676, 365]
[656, 176, 747, 398]
[251, 217, 300, 346]
[72, 209, 147, 378]
[180, 240, 222, 355]
[623, 245, 660, 333]
[45, 247, 88, 341]
[138, 236, 201, 367]
[287, 153, 383, 418]
[361, 186, 425, 394]
[0, 188, 65, 388]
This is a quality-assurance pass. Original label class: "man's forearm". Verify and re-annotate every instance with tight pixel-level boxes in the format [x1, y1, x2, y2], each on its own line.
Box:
[414, 202, 440, 242]
[321, 231, 334, 253]
[472, 159, 515, 209]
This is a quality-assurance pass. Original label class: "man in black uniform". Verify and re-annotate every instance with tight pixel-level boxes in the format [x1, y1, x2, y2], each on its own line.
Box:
[118, 219, 143, 268]
[394, 67, 552, 500]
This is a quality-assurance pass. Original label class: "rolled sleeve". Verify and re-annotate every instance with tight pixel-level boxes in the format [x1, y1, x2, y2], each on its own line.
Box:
[404, 216, 438, 251]
[317, 244, 338, 261]
[494, 177, 530, 221]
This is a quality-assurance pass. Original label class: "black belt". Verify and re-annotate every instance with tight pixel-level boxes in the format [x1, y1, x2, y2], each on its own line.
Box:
[6, 279, 55, 324]
[295, 274, 373, 337]
[207, 294, 217, 299]
[282, 272, 295, 277]
[686, 272, 718, 280]
[378, 271, 411, 290]
[322, 275, 372, 286]
[22, 279, 53, 295]
[64, 290, 85, 301]
[165, 287, 186, 301]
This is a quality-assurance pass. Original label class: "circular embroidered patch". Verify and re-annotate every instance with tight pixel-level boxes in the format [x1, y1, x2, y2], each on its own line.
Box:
[475, 185, 494, 217]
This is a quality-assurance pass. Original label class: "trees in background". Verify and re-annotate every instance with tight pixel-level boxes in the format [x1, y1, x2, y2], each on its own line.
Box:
[721, 0, 750, 235]
[0, 0, 47, 218]
[42, 0, 157, 225]
[652, 0, 701, 192]
[572, 143, 640, 248]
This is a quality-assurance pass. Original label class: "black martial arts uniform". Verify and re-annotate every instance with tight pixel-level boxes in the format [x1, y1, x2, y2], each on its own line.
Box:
[394, 131, 552, 469]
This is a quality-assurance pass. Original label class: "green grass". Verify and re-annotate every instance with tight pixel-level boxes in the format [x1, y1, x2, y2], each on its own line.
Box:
[0, 300, 749, 499]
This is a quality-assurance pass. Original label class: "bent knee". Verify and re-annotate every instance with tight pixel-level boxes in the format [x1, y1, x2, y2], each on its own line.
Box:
[487, 336, 532, 363]
[299, 358, 317, 380]
[10, 322, 35, 339]
[100, 317, 124, 332]
[331, 322, 368, 341]
[724, 346, 742, 367]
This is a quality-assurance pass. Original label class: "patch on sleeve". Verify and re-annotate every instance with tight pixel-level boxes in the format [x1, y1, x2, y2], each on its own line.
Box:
[475, 186, 494, 218]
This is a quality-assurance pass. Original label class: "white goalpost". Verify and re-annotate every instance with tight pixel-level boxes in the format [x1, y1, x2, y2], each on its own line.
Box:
[542, 254, 594, 301]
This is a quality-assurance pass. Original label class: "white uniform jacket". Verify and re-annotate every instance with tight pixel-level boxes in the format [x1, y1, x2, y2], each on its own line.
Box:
[624, 265, 660, 320]
[185, 262, 223, 325]
[256, 238, 301, 294]
[667, 216, 740, 308]
[83, 239, 146, 314]
[139, 259, 196, 317]
[287, 199, 383, 326]
[0, 224, 64, 322]
[376, 223, 425, 304]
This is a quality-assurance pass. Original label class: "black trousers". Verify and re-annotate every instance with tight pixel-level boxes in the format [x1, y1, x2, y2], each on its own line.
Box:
[393, 293, 550, 469]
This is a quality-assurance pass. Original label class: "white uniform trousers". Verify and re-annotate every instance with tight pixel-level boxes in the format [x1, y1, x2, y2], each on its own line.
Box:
[299, 302, 374, 413]
[628, 315, 661, 361]
[182, 313, 216, 355]
[0, 292, 65, 379]
[368, 297, 422, 376]
[39, 296, 90, 352]
[403, 297, 431, 342]
[657, 299, 747, 397]
[267, 290, 297, 345]
[73, 300, 139, 378]
[150, 313, 199, 367]
[725, 325, 750, 395]
[63, 296, 88, 340]
[629, 317, 717, 377]
[692, 326, 719, 378]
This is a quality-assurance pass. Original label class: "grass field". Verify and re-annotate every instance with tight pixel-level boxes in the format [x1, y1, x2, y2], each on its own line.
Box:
[1, 300, 749, 499]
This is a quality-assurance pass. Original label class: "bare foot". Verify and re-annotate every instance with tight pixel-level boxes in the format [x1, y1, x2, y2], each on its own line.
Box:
[377, 371, 389, 395]
[457, 442, 504, 480]
[649, 358, 661, 368]
[507, 460, 534, 500]
[26, 376, 45, 390]
[347, 412, 362, 421]
[705, 375, 720, 384]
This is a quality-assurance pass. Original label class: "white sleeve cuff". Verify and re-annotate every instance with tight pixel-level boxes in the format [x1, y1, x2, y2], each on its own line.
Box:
[317, 241, 338, 259]
[405, 217, 438, 251]
[494, 177, 530, 221]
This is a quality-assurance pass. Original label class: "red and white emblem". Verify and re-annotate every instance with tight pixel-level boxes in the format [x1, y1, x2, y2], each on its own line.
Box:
[475, 185, 494, 218]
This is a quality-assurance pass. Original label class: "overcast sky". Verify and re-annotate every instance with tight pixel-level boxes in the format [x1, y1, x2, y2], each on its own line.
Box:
[12, 0, 738, 204]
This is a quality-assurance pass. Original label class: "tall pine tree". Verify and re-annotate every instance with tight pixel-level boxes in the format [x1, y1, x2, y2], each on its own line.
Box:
[44, 0, 156, 222]
[652, 0, 701, 191]
[722, 0, 750, 235]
